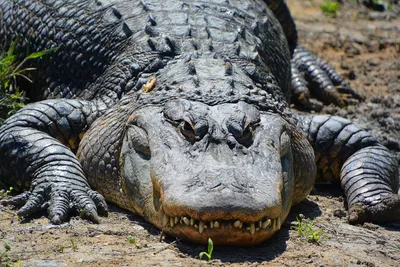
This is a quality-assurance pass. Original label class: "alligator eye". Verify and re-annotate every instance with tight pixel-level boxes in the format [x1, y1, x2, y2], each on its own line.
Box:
[178, 120, 208, 142]
[227, 121, 256, 147]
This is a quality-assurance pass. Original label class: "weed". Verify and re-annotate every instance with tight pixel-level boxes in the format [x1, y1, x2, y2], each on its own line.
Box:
[292, 217, 326, 244]
[127, 236, 136, 244]
[0, 243, 19, 267]
[199, 238, 214, 261]
[0, 40, 57, 124]
[70, 239, 78, 251]
[320, 0, 339, 16]
[0, 186, 13, 199]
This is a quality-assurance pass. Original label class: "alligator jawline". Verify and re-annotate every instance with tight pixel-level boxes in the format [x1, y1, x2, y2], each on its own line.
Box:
[160, 209, 281, 235]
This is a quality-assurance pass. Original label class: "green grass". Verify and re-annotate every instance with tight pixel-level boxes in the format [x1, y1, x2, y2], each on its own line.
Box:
[199, 238, 214, 261]
[0, 243, 20, 267]
[292, 217, 326, 244]
[0, 40, 57, 125]
[321, 0, 339, 16]
[127, 235, 136, 244]
[70, 239, 78, 251]
[0, 186, 13, 199]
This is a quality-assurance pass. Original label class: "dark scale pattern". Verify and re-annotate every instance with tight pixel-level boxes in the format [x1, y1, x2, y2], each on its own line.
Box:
[295, 114, 381, 182]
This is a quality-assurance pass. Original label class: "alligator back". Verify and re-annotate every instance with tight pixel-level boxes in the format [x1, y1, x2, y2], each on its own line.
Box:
[0, 0, 291, 106]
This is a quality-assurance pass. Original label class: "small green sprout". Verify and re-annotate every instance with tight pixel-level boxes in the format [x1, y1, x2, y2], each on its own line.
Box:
[320, 0, 339, 16]
[292, 217, 325, 244]
[127, 235, 136, 244]
[199, 238, 214, 261]
[70, 239, 78, 251]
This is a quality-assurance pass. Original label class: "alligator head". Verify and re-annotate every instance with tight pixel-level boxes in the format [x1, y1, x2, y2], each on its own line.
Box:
[119, 98, 314, 245]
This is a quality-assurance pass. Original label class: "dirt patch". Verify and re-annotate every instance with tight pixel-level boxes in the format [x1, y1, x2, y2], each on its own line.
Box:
[1, 1, 400, 266]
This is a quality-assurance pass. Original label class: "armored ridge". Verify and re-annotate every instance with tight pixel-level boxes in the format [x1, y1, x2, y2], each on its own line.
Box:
[0, 0, 399, 246]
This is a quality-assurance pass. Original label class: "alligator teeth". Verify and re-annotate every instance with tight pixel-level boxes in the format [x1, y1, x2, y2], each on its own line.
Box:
[194, 224, 198, 229]
[182, 217, 190, 225]
[170, 217, 174, 227]
[250, 223, 256, 235]
[163, 214, 169, 227]
[199, 221, 205, 234]
[233, 220, 241, 228]
[214, 221, 220, 228]
[258, 221, 262, 228]
[277, 217, 281, 230]
[262, 219, 271, 229]
[190, 218, 194, 226]
[209, 221, 213, 228]
[174, 217, 179, 224]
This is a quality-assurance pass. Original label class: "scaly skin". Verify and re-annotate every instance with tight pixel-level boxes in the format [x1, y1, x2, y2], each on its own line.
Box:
[0, 0, 399, 246]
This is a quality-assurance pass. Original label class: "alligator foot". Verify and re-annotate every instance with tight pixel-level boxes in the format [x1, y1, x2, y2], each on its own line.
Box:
[348, 194, 400, 224]
[2, 187, 108, 224]
[291, 46, 364, 110]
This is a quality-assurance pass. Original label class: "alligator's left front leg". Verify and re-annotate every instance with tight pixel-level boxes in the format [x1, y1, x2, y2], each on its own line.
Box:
[0, 99, 108, 223]
[265, 0, 363, 109]
[295, 114, 400, 224]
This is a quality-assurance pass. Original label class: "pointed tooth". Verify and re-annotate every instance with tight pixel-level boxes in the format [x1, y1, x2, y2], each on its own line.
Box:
[239, 221, 243, 229]
[170, 217, 174, 227]
[233, 220, 241, 228]
[210, 221, 213, 228]
[182, 217, 190, 225]
[214, 221, 220, 228]
[199, 221, 205, 234]
[163, 214, 169, 227]
[194, 224, 198, 229]
[277, 217, 281, 230]
[262, 219, 271, 229]
[250, 223, 255, 235]
[174, 217, 179, 224]
[190, 218, 194, 226]
[258, 221, 262, 228]
[256, 228, 260, 231]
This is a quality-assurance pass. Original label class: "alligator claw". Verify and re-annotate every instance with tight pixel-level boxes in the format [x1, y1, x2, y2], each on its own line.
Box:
[1, 192, 30, 207]
[291, 46, 362, 110]
[348, 194, 400, 225]
[4, 185, 107, 224]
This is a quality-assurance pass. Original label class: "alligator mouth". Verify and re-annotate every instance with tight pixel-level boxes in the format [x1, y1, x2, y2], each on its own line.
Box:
[161, 210, 281, 234]
[157, 204, 282, 245]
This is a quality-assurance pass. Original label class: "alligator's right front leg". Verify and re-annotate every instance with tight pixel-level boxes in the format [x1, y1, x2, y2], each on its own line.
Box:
[296, 114, 400, 224]
[0, 99, 108, 223]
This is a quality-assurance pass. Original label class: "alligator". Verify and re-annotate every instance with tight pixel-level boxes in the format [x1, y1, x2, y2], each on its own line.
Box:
[0, 0, 399, 246]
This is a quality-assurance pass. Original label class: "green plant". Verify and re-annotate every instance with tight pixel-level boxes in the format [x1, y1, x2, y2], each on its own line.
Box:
[127, 235, 136, 244]
[0, 186, 13, 199]
[199, 238, 214, 261]
[70, 239, 78, 251]
[0, 40, 57, 124]
[292, 217, 325, 244]
[0, 243, 19, 267]
[320, 0, 339, 16]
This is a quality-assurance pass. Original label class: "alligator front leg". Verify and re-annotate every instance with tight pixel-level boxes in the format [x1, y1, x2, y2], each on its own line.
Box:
[265, 0, 363, 109]
[295, 114, 400, 223]
[0, 99, 108, 223]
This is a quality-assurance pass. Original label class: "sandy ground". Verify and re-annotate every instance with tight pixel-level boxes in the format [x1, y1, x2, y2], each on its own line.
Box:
[1, 0, 400, 266]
